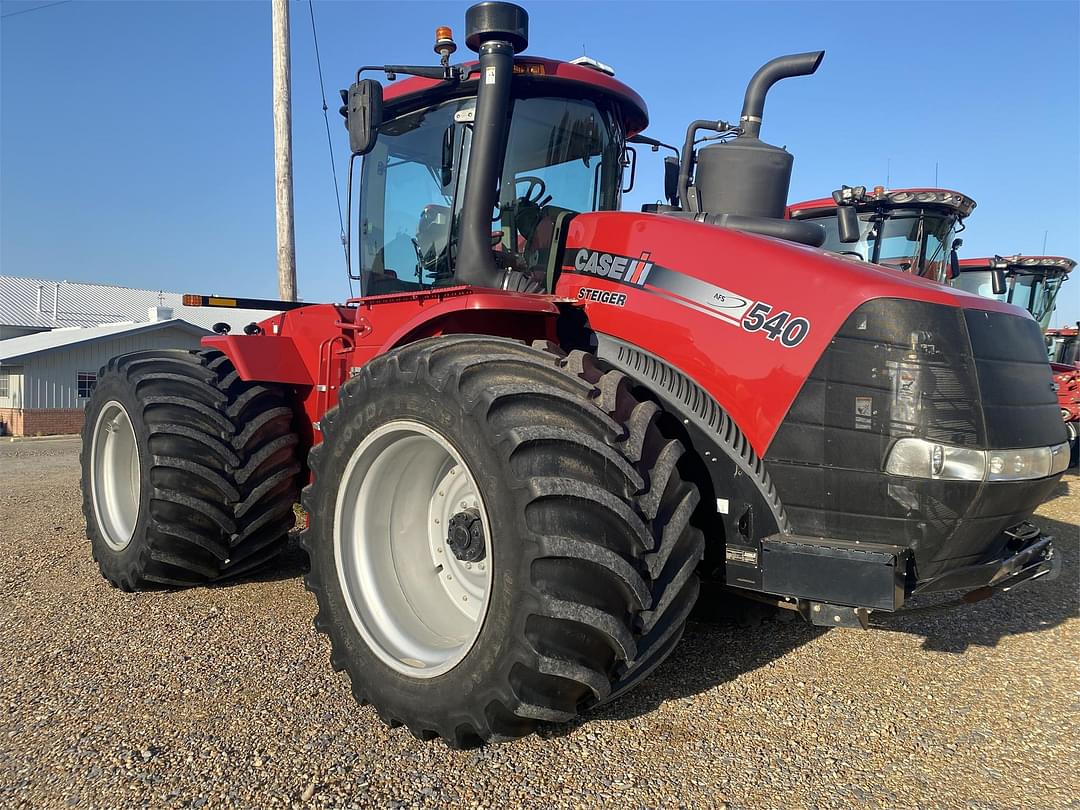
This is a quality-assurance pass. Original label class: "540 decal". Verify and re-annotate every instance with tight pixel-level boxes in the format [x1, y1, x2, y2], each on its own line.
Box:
[741, 302, 810, 347]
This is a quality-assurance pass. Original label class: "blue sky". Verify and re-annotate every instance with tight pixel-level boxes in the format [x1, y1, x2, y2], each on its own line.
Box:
[2, 0, 1078, 325]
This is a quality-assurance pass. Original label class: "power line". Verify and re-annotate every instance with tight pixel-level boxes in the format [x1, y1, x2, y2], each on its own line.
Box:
[1, 0, 72, 19]
[305, 0, 350, 294]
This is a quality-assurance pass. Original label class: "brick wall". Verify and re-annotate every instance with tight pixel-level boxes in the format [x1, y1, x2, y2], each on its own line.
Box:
[0, 408, 84, 437]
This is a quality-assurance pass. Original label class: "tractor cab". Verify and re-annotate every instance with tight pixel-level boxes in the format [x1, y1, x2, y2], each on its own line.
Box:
[1047, 325, 1079, 367]
[953, 256, 1075, 330]
[788, 186, 975, 283]
[345, 16, 647, 297]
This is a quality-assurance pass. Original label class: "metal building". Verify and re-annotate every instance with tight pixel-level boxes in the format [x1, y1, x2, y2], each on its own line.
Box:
[1, 275, 277, 338]
[0, 318, 209, 436]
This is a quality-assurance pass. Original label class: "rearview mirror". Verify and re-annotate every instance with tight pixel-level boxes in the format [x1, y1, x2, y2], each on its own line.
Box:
[948, 237, 963, 280]
[837, 204, 861, 244]
[991, 269, 1007, 296]
[440, 125, 454, 188]
[663, 156, 680, 207]
[347, 79, 383, 156]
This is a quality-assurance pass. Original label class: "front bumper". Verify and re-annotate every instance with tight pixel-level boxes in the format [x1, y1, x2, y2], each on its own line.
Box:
[742, 522, 1057, 625]
[914, 522, 1059, 594]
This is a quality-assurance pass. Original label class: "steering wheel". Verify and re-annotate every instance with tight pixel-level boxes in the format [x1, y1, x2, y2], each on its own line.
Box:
[492, 175, 550, 221]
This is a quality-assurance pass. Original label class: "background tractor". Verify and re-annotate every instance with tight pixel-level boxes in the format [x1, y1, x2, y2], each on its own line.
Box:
[80, 2, 1068, 746]
[787, 185, 975, 283]
[954, 256, 1078, 464]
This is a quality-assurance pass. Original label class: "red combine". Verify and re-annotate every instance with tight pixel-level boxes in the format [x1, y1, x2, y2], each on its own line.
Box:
[955, 256, 1077, 464]
[79, 3, 1068, 745]
[788, 185, 975, 283]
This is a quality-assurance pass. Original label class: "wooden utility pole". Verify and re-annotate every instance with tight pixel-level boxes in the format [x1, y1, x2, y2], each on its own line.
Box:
[272, 0, 297, 301]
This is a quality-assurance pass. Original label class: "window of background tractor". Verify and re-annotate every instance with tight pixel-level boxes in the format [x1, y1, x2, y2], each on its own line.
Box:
[954, 270, 1006, 301]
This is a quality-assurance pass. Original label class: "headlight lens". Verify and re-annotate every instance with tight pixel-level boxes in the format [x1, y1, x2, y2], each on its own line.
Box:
[886, 439, 1069, 481]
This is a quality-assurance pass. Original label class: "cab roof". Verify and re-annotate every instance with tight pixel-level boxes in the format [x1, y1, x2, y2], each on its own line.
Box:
[958, 256, 1076, 275]
[788, 187, 976, 220]
[377, 56, 649, 135]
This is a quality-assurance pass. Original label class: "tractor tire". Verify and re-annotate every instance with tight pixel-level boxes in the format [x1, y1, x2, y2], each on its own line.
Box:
[81, 349, 302, 590]
[301, 335, 705, 746]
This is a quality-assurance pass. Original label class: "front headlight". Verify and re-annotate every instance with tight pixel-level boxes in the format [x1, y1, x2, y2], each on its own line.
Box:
[886, 438, 1069, 481]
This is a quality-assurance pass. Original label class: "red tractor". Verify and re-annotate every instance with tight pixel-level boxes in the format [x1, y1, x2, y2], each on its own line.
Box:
[787, 185, 975, 283]
[953, 255, 1074, 331]
[1047, 326, 1080, 462]
[954, 256, 1078, 464]
[80, 3, 1068, 745]
[1048, 324, 1080, 367]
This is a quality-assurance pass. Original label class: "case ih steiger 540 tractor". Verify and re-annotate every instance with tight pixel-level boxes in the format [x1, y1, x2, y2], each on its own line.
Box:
[80, 3, 1068, 746]
[953, 255, 1078, 464]
[788, 185, 976, 284]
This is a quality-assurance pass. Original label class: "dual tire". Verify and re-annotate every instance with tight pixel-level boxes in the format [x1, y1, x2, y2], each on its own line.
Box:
[302, 335, 705, 745]
[81, 349, 302, 589]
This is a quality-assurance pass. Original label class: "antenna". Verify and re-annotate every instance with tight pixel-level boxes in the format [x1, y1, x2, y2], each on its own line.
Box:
[934, 162, 938, 186]
[1042, 230, 1048, 253]
[886, 158, 890, 188]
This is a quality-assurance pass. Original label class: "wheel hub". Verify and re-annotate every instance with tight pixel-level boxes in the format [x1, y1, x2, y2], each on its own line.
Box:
[447, 508, 485, 562]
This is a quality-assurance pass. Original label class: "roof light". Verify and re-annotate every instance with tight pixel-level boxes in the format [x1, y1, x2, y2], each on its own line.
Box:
[434, 26, 457, 56]
[512, 62, 546, 75]
[182, 294, 202, 306]
[873, 185, 886, 196]
[570, 55, 615, 76]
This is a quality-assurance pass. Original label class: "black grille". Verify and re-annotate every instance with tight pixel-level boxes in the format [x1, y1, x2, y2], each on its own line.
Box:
[765, 298, 1064, 582]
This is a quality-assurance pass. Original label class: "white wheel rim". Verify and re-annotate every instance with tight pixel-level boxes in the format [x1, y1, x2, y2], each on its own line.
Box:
[90, 400, 141, 551]
[334, 420, 494, 678]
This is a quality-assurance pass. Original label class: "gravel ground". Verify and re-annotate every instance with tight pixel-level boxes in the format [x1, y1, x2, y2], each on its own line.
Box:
[1, 436, 1077, 809]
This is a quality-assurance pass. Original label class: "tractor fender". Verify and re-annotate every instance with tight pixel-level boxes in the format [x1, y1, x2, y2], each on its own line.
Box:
[594, 333, 787, 585]
[371, 289, 561, 352]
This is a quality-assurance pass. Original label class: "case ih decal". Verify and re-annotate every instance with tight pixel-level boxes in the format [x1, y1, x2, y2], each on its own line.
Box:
[565, 247, 811, 347]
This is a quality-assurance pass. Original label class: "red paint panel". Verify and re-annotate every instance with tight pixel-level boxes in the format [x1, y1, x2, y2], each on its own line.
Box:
[202, 334, 314, 386]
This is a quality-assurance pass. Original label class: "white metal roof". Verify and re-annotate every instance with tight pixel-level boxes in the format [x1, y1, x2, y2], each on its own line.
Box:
[0, 275, 281, 332]
[0, 319, 209, 363]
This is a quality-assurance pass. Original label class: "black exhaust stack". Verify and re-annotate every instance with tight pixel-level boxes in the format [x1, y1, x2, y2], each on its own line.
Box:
[454, 2, 528, 289]
[690, 51, 824, 220]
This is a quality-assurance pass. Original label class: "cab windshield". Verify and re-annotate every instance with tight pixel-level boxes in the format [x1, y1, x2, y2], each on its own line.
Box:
[955, 270, 1067, 329]
[357, 94, 623, 295]
[816, 208, 958, 282]
[1009, 272, 1067, 329]
[954, 270, 1003, 300]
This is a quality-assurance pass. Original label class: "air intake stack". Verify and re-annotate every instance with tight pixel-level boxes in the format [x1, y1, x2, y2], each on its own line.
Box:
[454, 2, 529, 289]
